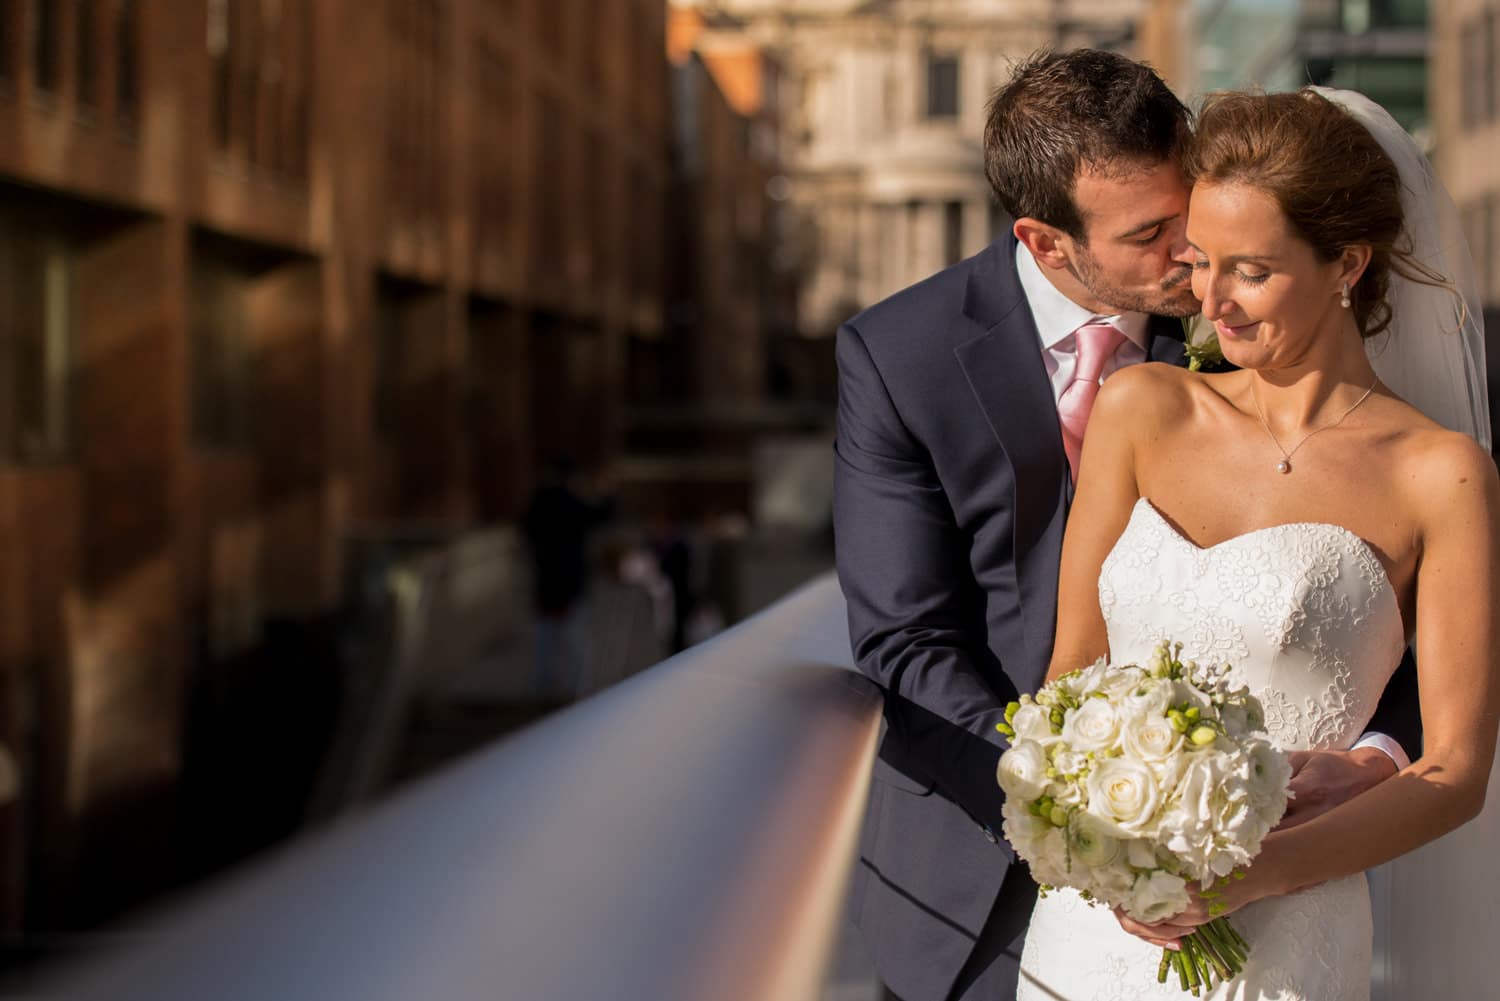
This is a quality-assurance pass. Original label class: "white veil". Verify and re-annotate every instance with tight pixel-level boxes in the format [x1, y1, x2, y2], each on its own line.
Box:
[1312, 87, 1497, 1000]
[1311, 86, 1491, 451]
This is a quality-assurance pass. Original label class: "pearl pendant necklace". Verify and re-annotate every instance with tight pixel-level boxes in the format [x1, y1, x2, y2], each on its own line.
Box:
[1249, 376, 1378, 475]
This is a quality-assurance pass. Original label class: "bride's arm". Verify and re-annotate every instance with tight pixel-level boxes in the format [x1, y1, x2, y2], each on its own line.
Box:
[1174, 431, 1500, 923]
[1045, 364, 1170, 683]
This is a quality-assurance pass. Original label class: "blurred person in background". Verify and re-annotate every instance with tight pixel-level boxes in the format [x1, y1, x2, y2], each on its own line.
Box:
[521, 454, 616, 699]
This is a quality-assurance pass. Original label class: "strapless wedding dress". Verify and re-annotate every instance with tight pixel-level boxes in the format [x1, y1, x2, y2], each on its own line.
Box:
[1016, 497, 1405, 1001]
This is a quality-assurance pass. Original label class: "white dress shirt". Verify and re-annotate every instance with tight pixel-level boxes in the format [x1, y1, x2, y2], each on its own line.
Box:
[1014, 241, 1147, 403]
[1011, 242, 1410, 771]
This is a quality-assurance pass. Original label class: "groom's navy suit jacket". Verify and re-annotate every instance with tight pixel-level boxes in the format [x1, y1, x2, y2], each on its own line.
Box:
[833, 235, 1422, 1001]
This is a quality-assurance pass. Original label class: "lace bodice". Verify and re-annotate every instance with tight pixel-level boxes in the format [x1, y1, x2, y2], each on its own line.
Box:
[1099, 497, 1405, 753]
[1018, 497, 1408, 1000]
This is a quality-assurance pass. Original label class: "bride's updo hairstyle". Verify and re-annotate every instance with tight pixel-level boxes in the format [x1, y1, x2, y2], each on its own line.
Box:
[1184, 89, 1439, 340]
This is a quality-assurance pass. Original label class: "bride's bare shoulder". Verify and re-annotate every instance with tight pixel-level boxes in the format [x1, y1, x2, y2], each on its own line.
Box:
[1095, 362, 1220, 424]
[1393, 421, 1500, 537]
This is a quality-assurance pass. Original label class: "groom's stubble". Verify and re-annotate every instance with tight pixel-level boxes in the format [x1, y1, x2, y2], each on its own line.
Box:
[1072, 248, 1200, 319]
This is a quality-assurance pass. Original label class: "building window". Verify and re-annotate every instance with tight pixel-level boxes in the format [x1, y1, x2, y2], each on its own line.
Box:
[1487, 9, 1499, 126]
[191, 262, 253, 450]
[30, 0, 59, 93]
[0, 221, 75, 462]
[114, 0, 139, 124]
[208, 0, 231, 147]
[925, 52, 959, 120]
[943, 200, 964, 266]
[1463, 194, 1495, 305]
[0, 1, 15, 86]
[1463, 17, 1484, 129]
[76, 0, 98, 108]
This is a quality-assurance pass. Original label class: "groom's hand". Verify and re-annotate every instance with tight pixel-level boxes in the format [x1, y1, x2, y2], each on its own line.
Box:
[1277, 747, 1398, 830]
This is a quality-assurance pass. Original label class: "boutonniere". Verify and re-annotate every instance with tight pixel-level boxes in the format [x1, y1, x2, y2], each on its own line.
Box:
[1181, 315, 1225, 372]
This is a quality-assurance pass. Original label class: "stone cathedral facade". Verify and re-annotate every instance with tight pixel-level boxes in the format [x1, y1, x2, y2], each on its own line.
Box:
[680, 0, 1150, 338]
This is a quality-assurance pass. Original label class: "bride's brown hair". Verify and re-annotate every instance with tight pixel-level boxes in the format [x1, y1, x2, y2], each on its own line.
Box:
[1184, 89, 1446, 340]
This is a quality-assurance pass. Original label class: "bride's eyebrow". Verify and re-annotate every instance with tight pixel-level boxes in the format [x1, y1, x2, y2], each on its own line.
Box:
[1184, 239, 1279, 265]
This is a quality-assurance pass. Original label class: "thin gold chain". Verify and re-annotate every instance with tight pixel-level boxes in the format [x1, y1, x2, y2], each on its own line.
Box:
[1248, 376, 1379, 472]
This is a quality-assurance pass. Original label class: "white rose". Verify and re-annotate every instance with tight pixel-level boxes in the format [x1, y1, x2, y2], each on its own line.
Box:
[1088, 859, 1138, 905]
[1028, 825, 1072, 886]
[1071, 657, 1111, 698]
[1070, 811, 1124, 870]
[1086, 755, 1163, 835]
[997, 741, 1051, 802]
[1243, 737, 1292, 811]
[1126, 869, 1190, 923]
[1062, 699, 1121, 753]
[1052, 778, 1087, 809]
[1051, 747, 1088, 776]
[1159, 755, 1220, 850]
[1123, 679, 1173, 720]
[1217, 701, 1252, 737]
[1126, 838, 1159, 870]
[1012, 703, 1060, 745]
[1001, 798, 1050, 858]
[1122, 711, 1183, 764]
[1101, 666, 1149, 700]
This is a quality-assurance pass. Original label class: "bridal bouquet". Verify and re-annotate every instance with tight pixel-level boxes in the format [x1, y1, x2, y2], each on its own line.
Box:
[996, 641, 1291, 995]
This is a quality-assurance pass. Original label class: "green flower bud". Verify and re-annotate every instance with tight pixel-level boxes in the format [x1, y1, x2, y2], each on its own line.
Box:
[1190, 726, 1217, 746]
[1049, 805, 1068, 826]
[1185, 707, 1201, 722]
[1005, 701, 1021, 721]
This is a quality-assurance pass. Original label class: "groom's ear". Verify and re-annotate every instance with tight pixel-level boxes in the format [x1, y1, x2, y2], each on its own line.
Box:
[1014, 218, 1074, 270]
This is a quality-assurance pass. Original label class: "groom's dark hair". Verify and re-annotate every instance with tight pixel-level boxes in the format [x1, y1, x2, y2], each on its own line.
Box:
[984, 49, 1190, 243]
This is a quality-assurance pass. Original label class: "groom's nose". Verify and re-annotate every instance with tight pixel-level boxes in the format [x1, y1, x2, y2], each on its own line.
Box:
[1168, 234, 1195, 269]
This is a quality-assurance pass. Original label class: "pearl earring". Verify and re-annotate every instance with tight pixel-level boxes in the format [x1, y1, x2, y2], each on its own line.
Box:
[1340, 283, 1351, 308]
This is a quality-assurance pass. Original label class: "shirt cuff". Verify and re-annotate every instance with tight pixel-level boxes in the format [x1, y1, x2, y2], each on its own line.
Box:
[1351, 732, 1411, 773]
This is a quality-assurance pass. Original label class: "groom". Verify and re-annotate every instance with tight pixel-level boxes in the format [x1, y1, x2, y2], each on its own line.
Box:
[833, 49, 1422, 1001]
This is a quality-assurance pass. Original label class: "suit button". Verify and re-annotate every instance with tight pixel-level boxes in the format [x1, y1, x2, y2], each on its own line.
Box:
[981, 825, 999, 844]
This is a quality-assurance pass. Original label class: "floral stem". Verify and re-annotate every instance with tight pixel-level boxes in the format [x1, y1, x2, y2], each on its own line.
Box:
[1158, 948, 1172, 984]
[1188, 936, 1214, 989]
[1182, 938, 1204, 993]
[1192, 929, 1234, 982]
[1223, 918, 1251, 956]
[1205, 918, 1246, 968]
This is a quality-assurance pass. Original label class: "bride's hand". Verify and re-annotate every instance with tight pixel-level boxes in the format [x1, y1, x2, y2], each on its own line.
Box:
[1112, 852, 1291, 947]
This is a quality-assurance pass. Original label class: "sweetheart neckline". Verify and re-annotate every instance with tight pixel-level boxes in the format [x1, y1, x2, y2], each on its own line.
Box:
[1133, 496, 1397, 602]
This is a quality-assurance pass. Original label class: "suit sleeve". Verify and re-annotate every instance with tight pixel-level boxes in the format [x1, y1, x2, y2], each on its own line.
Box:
[833, 321, 1013, 834]
[1365, 646, 1423, 763]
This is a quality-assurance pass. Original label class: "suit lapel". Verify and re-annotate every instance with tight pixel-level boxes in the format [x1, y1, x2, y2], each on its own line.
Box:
[952, 243, 1197, 678]
[953, 238, 1070, 678]
[1147, 314, 1189, 366]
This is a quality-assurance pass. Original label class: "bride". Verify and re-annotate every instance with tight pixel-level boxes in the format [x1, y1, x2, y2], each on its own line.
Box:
[1015, 88, 1500, 1000]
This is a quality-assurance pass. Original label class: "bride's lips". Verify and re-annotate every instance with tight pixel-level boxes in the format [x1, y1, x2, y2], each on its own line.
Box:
[1214, 318, 1261, 339]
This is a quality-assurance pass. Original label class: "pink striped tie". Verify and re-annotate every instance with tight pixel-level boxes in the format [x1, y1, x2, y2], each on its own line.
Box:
[1058, 322, 1126, 482]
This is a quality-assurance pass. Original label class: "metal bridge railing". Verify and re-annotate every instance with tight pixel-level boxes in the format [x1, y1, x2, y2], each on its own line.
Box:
[42, 572, 879, 1001]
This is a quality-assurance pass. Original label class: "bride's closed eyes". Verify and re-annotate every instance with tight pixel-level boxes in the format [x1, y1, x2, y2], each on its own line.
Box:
[1191, 256, 1271, 285]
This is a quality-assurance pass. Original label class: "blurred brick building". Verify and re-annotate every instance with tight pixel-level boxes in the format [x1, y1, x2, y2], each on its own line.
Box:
[616, 6, 803, 522]
[0, 0, 669, 937]
[1434, 0, 1500, 301]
